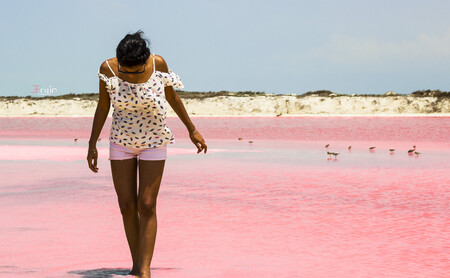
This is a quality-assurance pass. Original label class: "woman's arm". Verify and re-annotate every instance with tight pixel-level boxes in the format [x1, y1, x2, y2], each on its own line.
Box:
[87, 62, 111, 172]
[165, 86, 196, 133]
[156, 55, 207, 153]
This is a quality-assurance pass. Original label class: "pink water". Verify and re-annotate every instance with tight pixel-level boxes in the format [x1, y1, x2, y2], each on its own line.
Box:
[0, 116, 449, 278]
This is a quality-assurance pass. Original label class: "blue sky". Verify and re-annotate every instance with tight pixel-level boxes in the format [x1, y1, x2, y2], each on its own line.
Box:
[1, 0, 450, 96]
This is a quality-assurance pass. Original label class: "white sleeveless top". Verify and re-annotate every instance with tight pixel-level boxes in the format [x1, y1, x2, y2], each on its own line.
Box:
[97, 53, 184, 149]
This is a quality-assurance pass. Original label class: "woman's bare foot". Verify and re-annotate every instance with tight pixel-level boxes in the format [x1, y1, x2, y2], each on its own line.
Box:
[128, 266, 140, 276]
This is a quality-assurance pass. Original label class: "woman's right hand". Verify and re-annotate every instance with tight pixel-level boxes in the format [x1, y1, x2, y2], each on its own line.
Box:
[87, 146, 99, 173]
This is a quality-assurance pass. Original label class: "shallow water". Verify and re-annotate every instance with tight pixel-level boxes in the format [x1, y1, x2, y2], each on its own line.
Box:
[0, 116, 449, 277]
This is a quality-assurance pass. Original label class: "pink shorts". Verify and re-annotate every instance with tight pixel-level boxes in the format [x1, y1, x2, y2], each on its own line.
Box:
[109, 141, 167, 161]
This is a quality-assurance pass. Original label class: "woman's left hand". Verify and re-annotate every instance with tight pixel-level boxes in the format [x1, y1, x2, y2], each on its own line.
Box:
[189, 130, 207, 154]
[87, 146, 99, 173]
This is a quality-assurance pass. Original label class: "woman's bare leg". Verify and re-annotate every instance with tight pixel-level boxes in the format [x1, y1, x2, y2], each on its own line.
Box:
[110, 158, 141, 275]
[137, 159, 166, 278]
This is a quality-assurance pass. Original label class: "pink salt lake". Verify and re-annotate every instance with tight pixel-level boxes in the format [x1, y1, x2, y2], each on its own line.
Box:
[0, 116, 449, 278]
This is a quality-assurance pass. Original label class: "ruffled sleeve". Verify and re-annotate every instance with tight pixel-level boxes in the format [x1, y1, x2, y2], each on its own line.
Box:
[160, 68, 184, 89]
[98, 72, 112, 90]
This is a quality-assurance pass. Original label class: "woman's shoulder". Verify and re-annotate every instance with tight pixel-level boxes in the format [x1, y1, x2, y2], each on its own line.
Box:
[153, 54, 184, 89]
[154, 54, 169, 73]
[99, 57, 118, 78]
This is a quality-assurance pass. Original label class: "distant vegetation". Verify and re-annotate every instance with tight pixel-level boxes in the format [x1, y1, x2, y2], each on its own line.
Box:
[176, 90, 268, 99]
[409, 90, 450, 97]
[300, 89, 450, 98]
[1, 90, 449, 101]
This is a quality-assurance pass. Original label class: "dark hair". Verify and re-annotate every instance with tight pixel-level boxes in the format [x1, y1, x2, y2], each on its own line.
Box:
[116, 30, 151, 67]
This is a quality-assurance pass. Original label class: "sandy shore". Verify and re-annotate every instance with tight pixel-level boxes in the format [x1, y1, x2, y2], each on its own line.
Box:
[0, 94, 449, 117]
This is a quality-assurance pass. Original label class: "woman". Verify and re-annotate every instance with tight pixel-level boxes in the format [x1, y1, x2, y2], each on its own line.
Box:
[87, 30, 207, 278]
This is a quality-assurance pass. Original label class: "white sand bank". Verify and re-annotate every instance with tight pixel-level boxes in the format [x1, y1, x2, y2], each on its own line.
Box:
[0, 95, 449, 117]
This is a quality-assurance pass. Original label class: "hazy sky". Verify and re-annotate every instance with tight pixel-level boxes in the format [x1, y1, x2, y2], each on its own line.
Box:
[1, 0, 450, 96]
